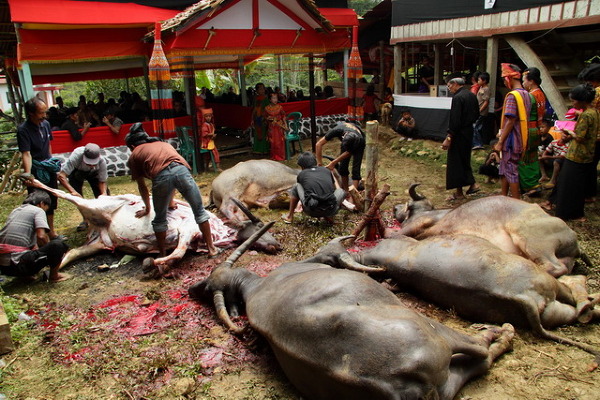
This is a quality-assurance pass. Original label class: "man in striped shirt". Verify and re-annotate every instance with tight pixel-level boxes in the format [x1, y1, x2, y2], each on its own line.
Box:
[0, 191, 69, 282]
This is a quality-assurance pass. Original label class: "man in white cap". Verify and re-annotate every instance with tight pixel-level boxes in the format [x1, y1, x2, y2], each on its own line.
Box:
[58, 143, 109, 231]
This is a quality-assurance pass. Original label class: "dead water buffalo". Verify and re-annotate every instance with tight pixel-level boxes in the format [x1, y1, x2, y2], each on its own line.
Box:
[189, 226, 514, 400]
[393, 184, 582, 277]
[336, 235, 600, 361]
[210, 160, 299, 224]
[24, 178, 280, 270]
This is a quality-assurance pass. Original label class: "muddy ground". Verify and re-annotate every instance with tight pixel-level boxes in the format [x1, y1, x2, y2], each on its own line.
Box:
[1, 126, 599, 400]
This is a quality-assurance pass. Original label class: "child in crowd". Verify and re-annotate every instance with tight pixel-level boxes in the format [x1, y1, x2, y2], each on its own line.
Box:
[362, 85, 381, 122]
[200, 108, 222, 171]
[396, 109, 417, 140]
[538, 118, 554, 156]
[478, 139, 500, 183]
[539, 130, 570, 189]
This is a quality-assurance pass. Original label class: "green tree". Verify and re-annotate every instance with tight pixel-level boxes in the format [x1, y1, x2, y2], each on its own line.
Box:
[348, 0, 381, 16]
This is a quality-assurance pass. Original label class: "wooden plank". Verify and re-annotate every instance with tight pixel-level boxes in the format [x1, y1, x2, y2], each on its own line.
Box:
[504, 35, 567, 118]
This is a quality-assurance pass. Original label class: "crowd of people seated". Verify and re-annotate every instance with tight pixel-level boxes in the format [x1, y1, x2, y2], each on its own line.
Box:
[47, 91, 151, 135]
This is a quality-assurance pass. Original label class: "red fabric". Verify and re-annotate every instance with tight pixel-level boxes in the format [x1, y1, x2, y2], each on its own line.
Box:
[319, 8, 359, 27]
[32, 68, 143, 85]
[9, 0, 177, 25]
[50, 116, 192, 154]
[209, 98, 348, 131]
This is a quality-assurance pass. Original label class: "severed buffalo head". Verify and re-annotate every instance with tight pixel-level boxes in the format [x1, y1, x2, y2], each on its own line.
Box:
[231, 198, 282, 254]
[393, 183, 434, 223]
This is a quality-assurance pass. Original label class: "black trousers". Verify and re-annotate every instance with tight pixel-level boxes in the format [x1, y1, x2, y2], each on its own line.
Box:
[69, 170, 109, 198]
[0, 239, 68, 277]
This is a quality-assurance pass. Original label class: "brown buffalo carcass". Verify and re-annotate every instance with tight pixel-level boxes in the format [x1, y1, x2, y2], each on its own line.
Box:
[210, 160, 298, 224]
[334, 235, 600, 362]
[393, 184, 583, 277]
[189, 225, 514, 400]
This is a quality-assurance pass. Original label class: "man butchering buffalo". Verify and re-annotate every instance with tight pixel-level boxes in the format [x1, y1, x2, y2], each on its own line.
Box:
[125, 123, 221, 262]
[315, 121, 365, 194]
[282, 151, 346, 224]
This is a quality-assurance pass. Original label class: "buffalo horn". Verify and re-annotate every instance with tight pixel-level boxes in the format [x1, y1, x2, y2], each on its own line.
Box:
[231, 198, 260, 224]
[408, 183, 426, 201]
[213, 290, 246, 334]
[338, 252, 386, 274]
[221, 220, 276, 269]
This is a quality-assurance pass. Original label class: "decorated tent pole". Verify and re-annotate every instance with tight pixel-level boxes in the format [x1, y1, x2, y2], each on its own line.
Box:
[347, 25, 363, 124]
[149, 21, 175, 140]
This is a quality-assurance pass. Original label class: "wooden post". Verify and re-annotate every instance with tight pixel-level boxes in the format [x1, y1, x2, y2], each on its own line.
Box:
[0, 152, 21, 193]
[364, 120, 379, 212]
[394, 44, 403, 94]
[352, 183, 390, 241]
[0, 301, 14, 355]
[308, 54, 317, 152]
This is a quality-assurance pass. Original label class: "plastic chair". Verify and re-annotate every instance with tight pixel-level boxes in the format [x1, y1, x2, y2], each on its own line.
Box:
[179, 126, 218, 173]
[176, 126, 198, 174]
[285, 112, 303, 160]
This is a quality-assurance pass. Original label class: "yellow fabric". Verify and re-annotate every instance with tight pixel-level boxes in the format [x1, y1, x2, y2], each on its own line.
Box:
[500, 90, 529, 153]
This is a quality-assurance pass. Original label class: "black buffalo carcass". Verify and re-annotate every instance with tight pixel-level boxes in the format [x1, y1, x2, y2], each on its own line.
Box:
[393, 184, 583, 277]
[189, 225, 514, 400]
[333, 234, 600, 362]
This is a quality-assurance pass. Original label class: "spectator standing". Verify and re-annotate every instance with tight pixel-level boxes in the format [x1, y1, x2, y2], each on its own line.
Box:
[578, 63, 600, 203]
[264, 93, 287, 161]
[251, 83, 270, 155]
[494, 64, 533, 199]
[17, 98, 59, 239]
[418, 56, 434, 93]
[472, 72, 491, 150]
[547, 84, 599, 220]
[363, 85, 381, 122]
[442, 77, 480, 201]
[200, 108, 222, 171]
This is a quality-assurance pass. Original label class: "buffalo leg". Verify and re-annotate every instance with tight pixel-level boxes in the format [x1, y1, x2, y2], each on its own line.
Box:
[558, 275, 600, 323]
[59, 241, 108, 269]
[439, 323, 514, 400]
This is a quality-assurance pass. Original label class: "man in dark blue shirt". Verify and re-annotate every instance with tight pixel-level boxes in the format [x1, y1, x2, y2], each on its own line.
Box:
[17, 97, 59, 239]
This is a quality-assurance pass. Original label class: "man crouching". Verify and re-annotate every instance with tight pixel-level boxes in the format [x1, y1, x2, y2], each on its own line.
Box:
[282, 152, 346, 224]
[0, 191, 69, 283]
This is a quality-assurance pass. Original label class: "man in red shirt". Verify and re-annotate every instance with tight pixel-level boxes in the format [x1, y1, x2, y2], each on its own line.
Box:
[125, 123, 220, 264]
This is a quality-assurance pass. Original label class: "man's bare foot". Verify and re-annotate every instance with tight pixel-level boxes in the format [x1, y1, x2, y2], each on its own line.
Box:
[50, 273, 71, 283]
[539, 176, 549, 183]
[281, 214, 293, 224]
[208, 247, 224, 259]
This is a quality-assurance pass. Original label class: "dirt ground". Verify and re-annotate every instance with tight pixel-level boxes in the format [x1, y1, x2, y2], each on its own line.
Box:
[1, 126, 599, 400]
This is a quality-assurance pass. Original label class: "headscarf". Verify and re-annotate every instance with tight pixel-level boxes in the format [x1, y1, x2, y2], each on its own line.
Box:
[501, 63, 521, 80]
[201, 108, 213, 116]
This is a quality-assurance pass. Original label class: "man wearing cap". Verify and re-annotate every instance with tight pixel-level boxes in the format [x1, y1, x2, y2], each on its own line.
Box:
[58, 143, 109, 231]
[442, 76, 480, 201]
[125, 123, 220, 264]
[61, 107, 91, 141]
[315, 121, 366, 193]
